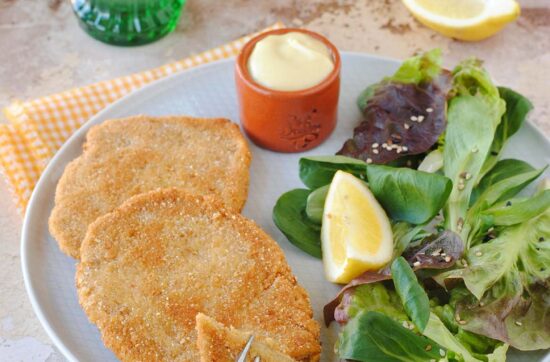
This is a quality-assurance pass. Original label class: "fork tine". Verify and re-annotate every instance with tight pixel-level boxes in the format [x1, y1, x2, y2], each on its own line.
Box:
[236, 334, 255, 362]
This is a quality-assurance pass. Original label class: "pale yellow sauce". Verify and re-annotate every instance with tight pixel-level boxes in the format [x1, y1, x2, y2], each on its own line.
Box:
[247, 32, 334, 91]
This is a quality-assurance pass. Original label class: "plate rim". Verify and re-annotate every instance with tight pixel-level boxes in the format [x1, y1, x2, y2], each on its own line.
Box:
[20, 51, 550, 362]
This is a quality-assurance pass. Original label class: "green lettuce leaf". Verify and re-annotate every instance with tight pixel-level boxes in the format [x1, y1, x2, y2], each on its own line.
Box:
[298, 155, 366, 189]
[391, 257, 431, 331]
[338, 311, 444, 362]
[461, 210, 550, 299]
[470, 159, 535, 206]
[366, 164, 452, 224]
[272, 189, 321, 258]
[424, 313, 507, 362]
[480, 189, 550, 226]
[479, 87, 533, 180]
[443, 59, 506, 239]
[335, 283, 507, 361]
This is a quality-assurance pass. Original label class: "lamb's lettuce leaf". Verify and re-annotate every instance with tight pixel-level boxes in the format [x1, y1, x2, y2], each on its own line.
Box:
[366, 164, 452, 224]
[391, 257, 431, 331]
[338, 311, 444, 362]
[299, 155, 366, 189]
[305, 184, 329, 224]
[272, 189, 322, 258]
[443, 59, 506, 239]
[479, 87, 533, 180]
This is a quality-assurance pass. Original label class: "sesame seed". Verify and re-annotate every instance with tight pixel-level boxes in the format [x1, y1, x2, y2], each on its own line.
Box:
[455, 314, 461, 322]
[373, 149, 379, 154]
[440, 349, 446, 357]
[515, 321, 523, 326]
[465, 173, 472, 180]
[472, 146, 479, 153]
[444, 256, 452, 262]
[402, 321, 409, 329]
[382, 143, 388, 149]
[413, 261, 421, 267]
[480, 302, 485, 307]
[404, 123, 410, 129]
[396, 148, 402, 154]
[425, 345, 432, 351]
[372, 143, 379, 148]
[431, 249, 441, 256]
[457, 184, 465, 191]
[488, 227, 494, 233]
[459, 320, 467, 325]
[475, 251, 483, 257]
[410, 115, 418, 121]
[402, 146, 408, 152]
[366, 158, 373, 164]
[418, 115, 425, 122]
[426, 107, 434, 113]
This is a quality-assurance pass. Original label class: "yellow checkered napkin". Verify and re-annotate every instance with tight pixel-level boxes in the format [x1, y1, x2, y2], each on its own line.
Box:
[0, 23, 284, 215]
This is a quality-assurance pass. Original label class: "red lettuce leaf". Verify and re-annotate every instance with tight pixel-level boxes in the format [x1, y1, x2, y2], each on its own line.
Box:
[338, 72, 452, 164]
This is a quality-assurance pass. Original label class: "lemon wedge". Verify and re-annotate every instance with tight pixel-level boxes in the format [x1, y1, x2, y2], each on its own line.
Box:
[321, 171, 393, 284]
[402, 0, 520, 41]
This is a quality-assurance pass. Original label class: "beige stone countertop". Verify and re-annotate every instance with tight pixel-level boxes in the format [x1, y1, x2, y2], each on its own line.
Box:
[1, 0, 549, 360]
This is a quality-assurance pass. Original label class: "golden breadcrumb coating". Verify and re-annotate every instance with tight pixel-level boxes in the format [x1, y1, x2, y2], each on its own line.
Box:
[77, 189, 320, 362]
[196, 313, 296, 362]
[49, 115, 251, 258]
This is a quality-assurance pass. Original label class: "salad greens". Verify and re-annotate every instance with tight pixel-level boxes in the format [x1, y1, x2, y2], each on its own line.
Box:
[305, 184, 329, 224]
[480, 87, 533, 180]
[340, 49, 452, 164]
[274, 161, 455, 258]
[443, 59, 506, 238]
[338, 311, 444, 362]
[272, 189, 321, 258]
[471, 159, 535, 206]
[366, 164, 452, 224]
[299, 155, 366, 189]
[391, 257, 431, 331]
[271, 49, 549, 361]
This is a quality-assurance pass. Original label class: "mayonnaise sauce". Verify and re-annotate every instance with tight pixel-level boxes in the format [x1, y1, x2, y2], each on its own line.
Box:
[247, 32, 334, 91]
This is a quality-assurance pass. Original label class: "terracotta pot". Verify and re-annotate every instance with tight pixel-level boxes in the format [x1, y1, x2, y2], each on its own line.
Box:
[235, 28, 341, 153]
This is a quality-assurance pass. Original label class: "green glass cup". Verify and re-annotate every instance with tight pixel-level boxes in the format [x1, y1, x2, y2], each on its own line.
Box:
[71, 0, 185, 46]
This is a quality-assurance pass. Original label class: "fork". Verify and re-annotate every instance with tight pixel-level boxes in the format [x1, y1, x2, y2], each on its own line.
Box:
[236, 334, 261, 362]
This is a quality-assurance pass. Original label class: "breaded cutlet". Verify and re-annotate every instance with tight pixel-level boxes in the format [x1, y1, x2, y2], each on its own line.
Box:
[195, 313, 296, 362]
[49, 115, 251, 258]
[76, 188, 321, 362]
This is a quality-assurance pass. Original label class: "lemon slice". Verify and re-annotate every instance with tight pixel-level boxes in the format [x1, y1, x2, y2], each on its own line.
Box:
[321, 171, 393, 284]
[402, 0, 520, 41]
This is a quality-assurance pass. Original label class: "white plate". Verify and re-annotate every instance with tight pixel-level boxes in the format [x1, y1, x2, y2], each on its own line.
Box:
[21, 53, 550, 362]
